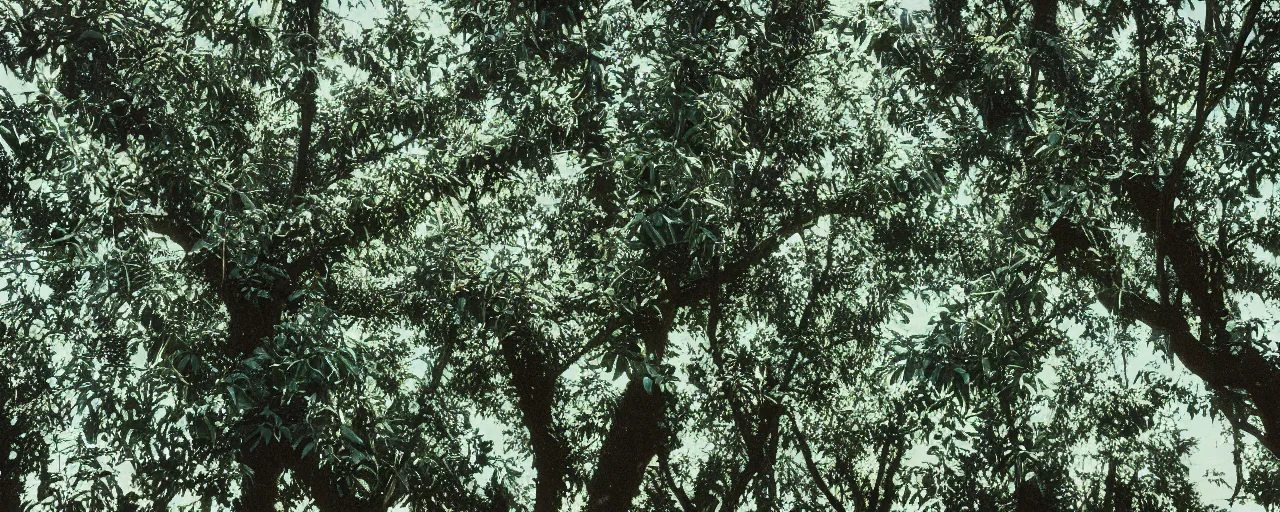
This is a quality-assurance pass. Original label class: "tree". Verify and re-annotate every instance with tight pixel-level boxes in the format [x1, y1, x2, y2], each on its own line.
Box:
[1, 0, 487, 509]
[3, 0, 1280, 510]
[0, 247, 58, 512]
[349, 0, 945, 509]
[865, 0, 1280, 502]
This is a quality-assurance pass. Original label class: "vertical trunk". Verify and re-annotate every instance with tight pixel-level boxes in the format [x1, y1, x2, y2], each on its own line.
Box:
[585, 378, 668, 512]
[1259, 396, 1280, 456]
[1031, 0, 1059, 36]
[226, 300, 386, 511]
[293, 450, 386, 512]
[1112, 469, 1134, 512]
[1014, 479, 1053, 512]
[228, 301, 286, 512]
[0, 411, 24, 511]
[288, 0, 322, 200]
[236, 441, 386, 512]
[753, 401, 784, 512]
[1101, 460, 1119, 512]
[932, 0, 967, 36]
[587, 308, 672, 512]
[235, 444, 286, 512]
[867, 437, 890, 511]
[0, 473, 22, 512]
[502, 333, 568, 512]
[224, 297, 283, 356]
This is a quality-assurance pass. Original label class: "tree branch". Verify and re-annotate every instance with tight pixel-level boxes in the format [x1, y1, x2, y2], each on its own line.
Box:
[1047, 214, 1280, 456]
[1171, 0, 1261, 179]
[288, 0, 323, 202]
[670, 212, 819, 308]
[708, 280, 761, 451]
[788, 413, 847, 512]
[325, 127, 427, 189]
[143, 215, 201, 252]
[144, 215, 228, 291]
[780, 232, 838, 390]
[659, 450, 696, 512]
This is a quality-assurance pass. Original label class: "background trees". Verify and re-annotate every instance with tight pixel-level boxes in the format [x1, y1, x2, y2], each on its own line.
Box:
[1, 0, 1279, 511]
[867, 0, 1280, 508]
[1, 0, 485, 509]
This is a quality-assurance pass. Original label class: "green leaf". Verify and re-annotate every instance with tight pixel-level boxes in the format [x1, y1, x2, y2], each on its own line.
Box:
[237, 191, 256, 210]
[341, 425, 364, 445]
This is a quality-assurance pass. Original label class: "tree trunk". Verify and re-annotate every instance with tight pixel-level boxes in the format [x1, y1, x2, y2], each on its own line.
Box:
[1014, 479, 1054, 512]
[586, 308, 673, 511]
[223, 294, 284, 356]
[0, 412, 24, 511]
[293, 449, 385, 512]
[235, 441, 386, 512]
[227, 302, 286, 511]
[226, 298, 387, 512]
[502, 333, 568, 512]
[753, 401, 784, 512]
[235, 444, 286, 512]
[0, 475, 22, 512]
[586, 378, 667, 512]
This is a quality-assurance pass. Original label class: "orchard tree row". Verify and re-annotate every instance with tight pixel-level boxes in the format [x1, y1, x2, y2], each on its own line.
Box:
[2, 0, 1280, 510]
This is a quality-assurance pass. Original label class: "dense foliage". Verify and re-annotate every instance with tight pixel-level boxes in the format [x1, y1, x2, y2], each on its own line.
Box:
[1, 0, 1280, 511]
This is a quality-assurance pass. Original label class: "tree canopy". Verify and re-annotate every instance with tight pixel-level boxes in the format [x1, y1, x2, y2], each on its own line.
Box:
[2, 0, 1280, 511]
